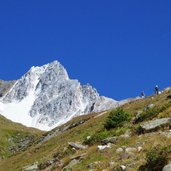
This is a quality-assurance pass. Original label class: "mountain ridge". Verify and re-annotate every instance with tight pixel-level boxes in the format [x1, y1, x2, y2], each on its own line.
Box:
[0, 61, 119, 130]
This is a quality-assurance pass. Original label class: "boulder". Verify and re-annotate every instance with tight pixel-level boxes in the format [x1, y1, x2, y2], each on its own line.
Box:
[125, 147, 137, 153]
[70, 153, 86, 160]
[116, 147, 124, 153]
[62, 159, 79, 171]
[38, 157, 61, 170]
[140, 118, 171, 133]
[68, 142, 87, 150]
[137, 146, 143, 152]
[147, 104, 155, 109]
[120, 130, 131, 138]
[162, 163, 171, 171]
[22, 162, 38, 171]
[62, 153, 86, 170]
[101, 137, 117, 145]
[120, 165, 126, 170]
[143, 104, 154, 111]
[97, 143, 111, 150]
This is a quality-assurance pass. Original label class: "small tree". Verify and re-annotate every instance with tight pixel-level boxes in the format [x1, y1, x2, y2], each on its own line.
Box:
[104, 108, 130, 130]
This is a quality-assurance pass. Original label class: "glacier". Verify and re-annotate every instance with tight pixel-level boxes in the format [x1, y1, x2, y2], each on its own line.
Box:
[0, 61, 119, 131]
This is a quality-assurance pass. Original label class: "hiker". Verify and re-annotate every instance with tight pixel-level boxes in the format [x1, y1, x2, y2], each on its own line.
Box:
[155, 85, 159, 95]
[141, 91, 145, 98]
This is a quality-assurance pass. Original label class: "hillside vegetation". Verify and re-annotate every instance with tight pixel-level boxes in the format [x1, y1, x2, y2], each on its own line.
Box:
[1, 88, 171, 170]
[0, 115, 43, 158]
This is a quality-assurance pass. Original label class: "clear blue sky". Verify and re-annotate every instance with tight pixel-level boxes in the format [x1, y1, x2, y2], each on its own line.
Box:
[0, 0, 171, 100]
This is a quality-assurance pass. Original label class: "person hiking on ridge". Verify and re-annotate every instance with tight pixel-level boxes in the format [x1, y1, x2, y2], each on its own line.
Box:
[141, 91, 145, 98]
[155, 85, 159, 95]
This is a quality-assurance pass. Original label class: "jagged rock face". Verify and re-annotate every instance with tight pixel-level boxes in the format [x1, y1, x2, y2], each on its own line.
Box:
[0, 80, 15, 97]
[0, 61, 118, 130]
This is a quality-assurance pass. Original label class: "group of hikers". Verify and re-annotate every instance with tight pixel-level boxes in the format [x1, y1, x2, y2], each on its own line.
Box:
[141, 85, 159, 98]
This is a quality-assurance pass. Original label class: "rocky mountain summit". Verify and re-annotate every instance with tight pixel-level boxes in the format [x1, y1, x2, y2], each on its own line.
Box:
[0, 61, 118, 130]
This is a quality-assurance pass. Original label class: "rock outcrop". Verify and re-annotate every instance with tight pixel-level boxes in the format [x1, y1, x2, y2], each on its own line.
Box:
[140, 118, 171, 133]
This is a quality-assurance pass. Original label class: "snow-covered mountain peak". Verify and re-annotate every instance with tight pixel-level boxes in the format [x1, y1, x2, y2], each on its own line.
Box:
[0, 60, 118, 131]
[28, 60, 69, 81]
[3, 61, 69, 103]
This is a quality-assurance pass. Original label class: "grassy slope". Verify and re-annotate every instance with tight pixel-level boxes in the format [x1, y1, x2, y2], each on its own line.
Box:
[0, 115, 43, 158]
[1, 89, 171, 170]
